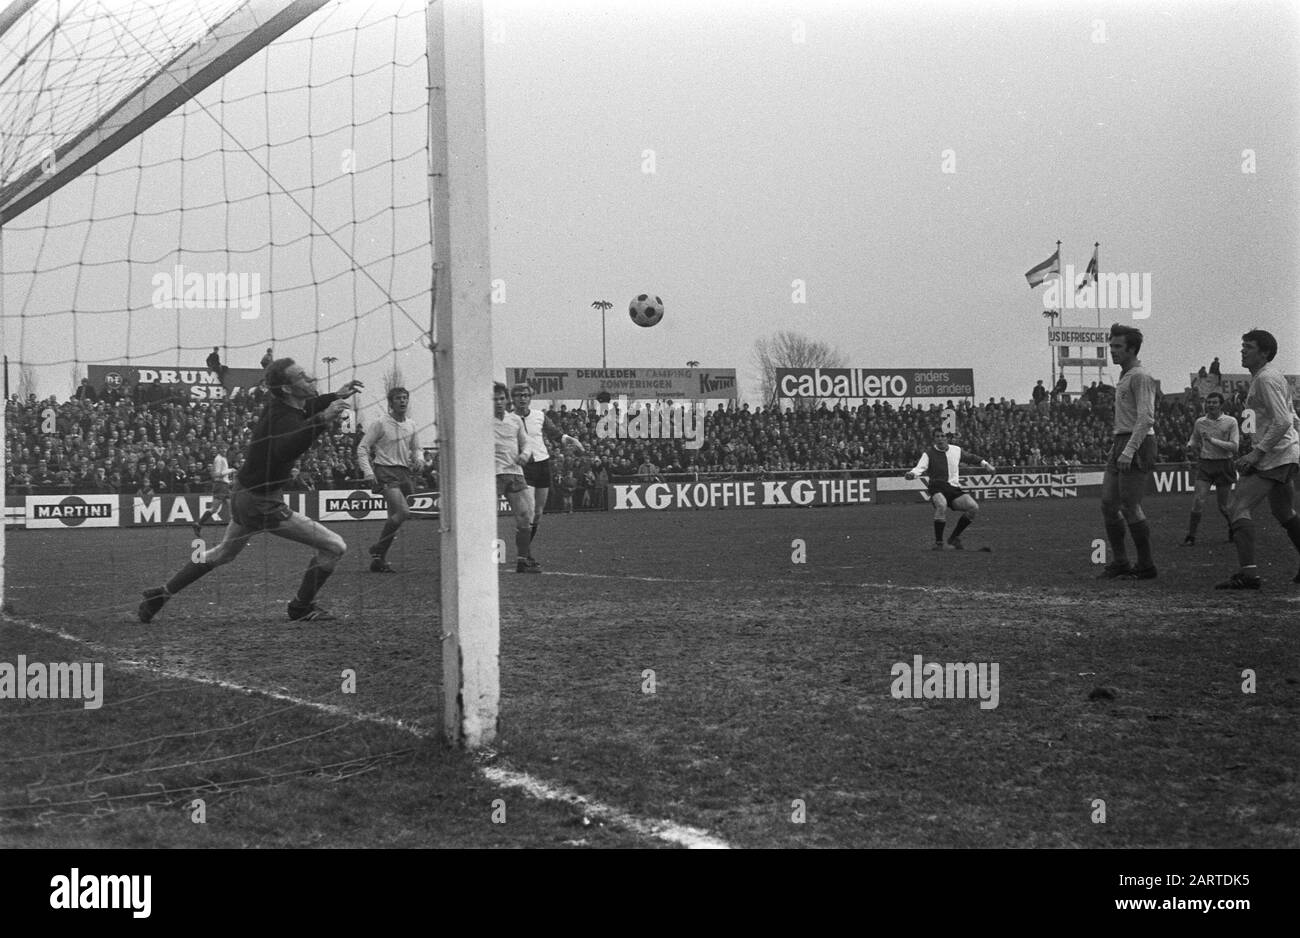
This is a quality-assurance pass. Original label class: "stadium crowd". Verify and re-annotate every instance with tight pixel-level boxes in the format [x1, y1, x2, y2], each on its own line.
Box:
[4, 374, 1252, 507]
[3, 387, 399, 498]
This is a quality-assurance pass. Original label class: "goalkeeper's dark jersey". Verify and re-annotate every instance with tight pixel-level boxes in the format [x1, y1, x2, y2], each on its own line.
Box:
[237, 393, 340, 494]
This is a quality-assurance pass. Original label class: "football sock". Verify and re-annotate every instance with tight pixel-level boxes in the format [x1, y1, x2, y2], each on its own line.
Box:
[1105, 519, 1129, 565]
[1188, 511, 1201, 536]
[295, 559, 333, 606]
[516, 527, 530, 561]
[1129, 519, 1153, 568]
[951, 515, 973, 538]
[530, 521, 539, 544]
[372, 519, 401, 559]
[165, 560, 214, 595]
[1281, 515, 1300, 555]
[1231, 518, 1255, 568]
[933, 520, 946, 542]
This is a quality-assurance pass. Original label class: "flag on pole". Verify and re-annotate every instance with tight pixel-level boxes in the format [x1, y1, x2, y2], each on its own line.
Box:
[1076, 246, 1098, 295]
[1024, 249, 1060, 288]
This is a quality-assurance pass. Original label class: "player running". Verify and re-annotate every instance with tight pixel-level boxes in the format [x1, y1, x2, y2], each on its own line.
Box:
[1180, 391, 1239, 546]
[509, 382, 584, 547]
[357, 387, 422, 573]
[1215, 329, 1300, 589]
[193, 446, 235, 537]
[905, 428, 995, 550]
[496, 382, 539, 573]
[138, 359, 362, 622]
[1098, 323, 1159, 580]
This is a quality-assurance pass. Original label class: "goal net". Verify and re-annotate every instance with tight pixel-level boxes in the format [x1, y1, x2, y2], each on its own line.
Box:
[0, 1, 501, 824]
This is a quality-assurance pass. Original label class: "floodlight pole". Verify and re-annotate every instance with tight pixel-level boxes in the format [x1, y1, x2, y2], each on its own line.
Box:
[591, 299, 612, 367]
[428, 0, 498, 749]
[1042, 308, 1060, 387]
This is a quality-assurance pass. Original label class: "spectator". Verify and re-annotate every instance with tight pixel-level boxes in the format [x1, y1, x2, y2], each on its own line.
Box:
[1209, 356, 1220, 377]
[1032, 379, 1048, 414]
[285, 467, 314, 492]
[1052, 375, 1068, 402]
[89, 466, 112, 492]
[206, 347, 229, 383]
[260, 348, 274, 370]
[559, 468, 577, 513]
[636, 454, 661, 481]
[74, 378, 98, 403]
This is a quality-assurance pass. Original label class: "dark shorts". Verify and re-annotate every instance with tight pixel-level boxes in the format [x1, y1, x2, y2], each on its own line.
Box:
[1106, 434, 1157, 473]
[1241, 462, 1299, 484]
[1196, 458, 1237, 487]
[374, 464, 415, 497]
[523, 458, 552, 489]
[231, 485, 293, 530]
[927, 482, 967, 505]
[212, 481, 232, 500]
[496, 473, 528, 496]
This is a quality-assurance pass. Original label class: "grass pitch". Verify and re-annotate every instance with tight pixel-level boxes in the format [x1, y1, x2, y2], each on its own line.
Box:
[1, 496, 1297, 848]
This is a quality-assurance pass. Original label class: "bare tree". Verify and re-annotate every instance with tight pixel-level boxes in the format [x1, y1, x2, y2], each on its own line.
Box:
[751, 331, 846, 409]
[69, 364, 83, 398]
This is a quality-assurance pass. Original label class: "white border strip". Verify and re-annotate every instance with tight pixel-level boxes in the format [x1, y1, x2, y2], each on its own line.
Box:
[3, 615, 734, 850]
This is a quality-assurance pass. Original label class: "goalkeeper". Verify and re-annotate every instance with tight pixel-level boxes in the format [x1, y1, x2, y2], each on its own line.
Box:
[137, 359, 362, 623]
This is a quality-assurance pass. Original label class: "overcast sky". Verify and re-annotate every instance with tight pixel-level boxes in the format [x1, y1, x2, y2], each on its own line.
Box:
[3, 0, 1297, 419]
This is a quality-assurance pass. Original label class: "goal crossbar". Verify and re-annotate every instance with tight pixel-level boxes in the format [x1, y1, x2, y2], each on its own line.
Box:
[1, 0, 330, 224]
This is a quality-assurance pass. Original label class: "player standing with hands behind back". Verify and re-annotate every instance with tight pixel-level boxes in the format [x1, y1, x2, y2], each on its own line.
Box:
[357, 387, 422, 573]
[138, 359, 362, 622]
[1180, 391, 1239, 546]
[1097, 323, 1159, 580]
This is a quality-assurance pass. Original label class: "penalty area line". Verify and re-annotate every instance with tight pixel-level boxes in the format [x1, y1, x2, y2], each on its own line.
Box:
[3, 613, 734, 850]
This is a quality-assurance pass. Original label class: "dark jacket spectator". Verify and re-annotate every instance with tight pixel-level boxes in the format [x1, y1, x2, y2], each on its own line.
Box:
[74, 379, 98, 402]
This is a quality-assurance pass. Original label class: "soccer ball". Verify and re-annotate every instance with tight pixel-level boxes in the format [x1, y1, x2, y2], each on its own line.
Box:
[629, 294, 664, 327]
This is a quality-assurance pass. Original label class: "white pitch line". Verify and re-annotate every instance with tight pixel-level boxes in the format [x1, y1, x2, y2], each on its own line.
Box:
[542, 570, 1261, 614]
[3, 614, 735, 850]
[479, 765, 731, 849]
[545, 570, 1080, 604]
